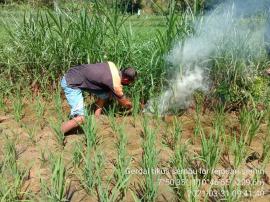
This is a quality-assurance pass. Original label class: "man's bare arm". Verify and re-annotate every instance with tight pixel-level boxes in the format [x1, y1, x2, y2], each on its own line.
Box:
[95, 98, 106, 116]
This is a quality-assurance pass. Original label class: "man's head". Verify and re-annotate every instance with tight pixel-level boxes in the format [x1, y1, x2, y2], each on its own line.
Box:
[120, 67, 137, 85]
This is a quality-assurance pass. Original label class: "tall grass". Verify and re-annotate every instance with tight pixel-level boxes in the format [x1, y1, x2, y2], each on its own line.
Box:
[1, 2, 134, 91]
[0, 0, 268, 110]
[0, 0, 196, 101]
[213, 30, 268, 107]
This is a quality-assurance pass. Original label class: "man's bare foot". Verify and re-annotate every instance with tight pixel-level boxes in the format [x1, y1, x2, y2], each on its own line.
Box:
[61, 115, 85, 134]
[94, 108, 102, 117]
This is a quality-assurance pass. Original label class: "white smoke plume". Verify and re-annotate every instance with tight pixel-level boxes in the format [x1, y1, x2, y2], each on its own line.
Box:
[144, 0, 269, 115]
[158, 67, 207, 112]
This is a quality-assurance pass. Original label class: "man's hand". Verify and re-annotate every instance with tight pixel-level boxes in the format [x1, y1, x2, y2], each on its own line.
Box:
[265, 68, 270, 76]
[117, 97, 132, 109]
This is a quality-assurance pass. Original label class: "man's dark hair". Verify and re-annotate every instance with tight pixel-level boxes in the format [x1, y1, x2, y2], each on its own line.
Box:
[121, 67, 137, 81]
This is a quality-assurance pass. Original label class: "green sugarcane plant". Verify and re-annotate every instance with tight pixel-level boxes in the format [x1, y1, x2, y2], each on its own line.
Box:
[0, 136, 26, 201]
[213, 104, 226, 142]
[108, 104, 117, 133]
[131, 92, 141, 127]
[247, 108, 263, 146]
[93, 0, 130, 61]
[232, 133, 247, 168]
[141, 117, 159, 202]
[165, 118, 183, 150]
[39, 149, 47, 167]
[96, 169, 124, 202]
[94, 152, 112, 201]
[260, 132, 270, 164]
[0, 170, 26, 201]
[172, 118, 182, 150]
[81, 150, 96, 194]
[80, 113, 99, 194]
[113, 125, 131, 200]
[72, 142, 83, 168]
[3, 136, 18, 174]
[34, 95, 45, 124]
[54, 88, 64, 121]
[261, 107, 270, 163]
[49, 118, 65, 146]
[239, 106, 263, 146]
[96, 178, 111, 202]
[186, 174, 201, 202]
[200, 130, 221, 180]
[24, 124, 37, 144]
[267, 103, 270, 135]
[80, 150, 105, 195]
[221, 174, 241, 202]
[193, 102, 203, 144]
[171, 144, 188, 201]
[193, 115, 202, 142]
[81, 112, 97, 149]
[239, 106, 251, 133]
[12, 92, 24, 123]
[0, 93, 6, 112]
[42, 154, 69, 202]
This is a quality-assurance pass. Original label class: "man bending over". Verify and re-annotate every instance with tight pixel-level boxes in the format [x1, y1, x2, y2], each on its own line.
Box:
[60, 61, 137, 134]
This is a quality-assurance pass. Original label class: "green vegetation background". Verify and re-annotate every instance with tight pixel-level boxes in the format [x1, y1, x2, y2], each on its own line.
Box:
[0, 0, 269, 110]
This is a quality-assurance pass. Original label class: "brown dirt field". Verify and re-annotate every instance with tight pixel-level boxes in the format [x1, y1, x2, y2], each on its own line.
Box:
[0, 100, 270, 202]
